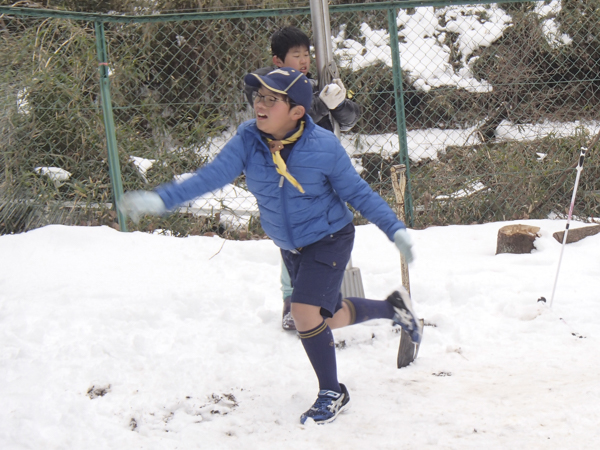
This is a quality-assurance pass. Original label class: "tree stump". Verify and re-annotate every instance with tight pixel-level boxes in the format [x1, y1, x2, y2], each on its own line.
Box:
[553, 224, 600, 244]
[496, 224, 541, 255]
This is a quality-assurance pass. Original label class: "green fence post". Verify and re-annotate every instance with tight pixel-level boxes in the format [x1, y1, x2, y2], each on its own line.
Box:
[94, 20, 128, 232]
[388, 8, 414, 227]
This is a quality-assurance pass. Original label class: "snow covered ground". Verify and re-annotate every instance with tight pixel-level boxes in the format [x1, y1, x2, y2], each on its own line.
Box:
[1, 218, 599, 449]
[3, 5, 599, 447]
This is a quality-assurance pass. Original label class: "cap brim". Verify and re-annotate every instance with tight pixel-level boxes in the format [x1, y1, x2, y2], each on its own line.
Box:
[244, 73, 289, 95]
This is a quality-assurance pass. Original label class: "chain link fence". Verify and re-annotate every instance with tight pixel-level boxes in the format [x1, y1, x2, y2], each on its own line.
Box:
[1, 1, 599, 237]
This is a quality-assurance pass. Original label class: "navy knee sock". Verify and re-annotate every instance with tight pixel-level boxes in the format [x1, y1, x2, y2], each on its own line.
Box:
[343, 297, 395, 325]
[298, 321, 341, 393]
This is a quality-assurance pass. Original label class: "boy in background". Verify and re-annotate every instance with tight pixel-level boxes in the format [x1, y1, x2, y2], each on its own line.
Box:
[119, 68, 421, 424]
[245, 26, 362, 330]
[244, 26, 360, 132]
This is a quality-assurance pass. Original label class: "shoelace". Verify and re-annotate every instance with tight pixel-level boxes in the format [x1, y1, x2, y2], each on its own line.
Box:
[311, 395, 336, 413]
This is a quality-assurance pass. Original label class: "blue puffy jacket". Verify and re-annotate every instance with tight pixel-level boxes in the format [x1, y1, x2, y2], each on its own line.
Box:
[155, 115, 405, 250]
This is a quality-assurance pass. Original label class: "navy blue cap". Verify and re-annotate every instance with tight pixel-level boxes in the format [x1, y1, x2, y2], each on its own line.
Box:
[244, 67, 312, 112]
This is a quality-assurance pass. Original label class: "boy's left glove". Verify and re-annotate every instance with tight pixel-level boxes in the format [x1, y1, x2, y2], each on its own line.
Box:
[117, 190, 166, 224]
[319, 79, 346, 110]
[393, 229, 414, 264]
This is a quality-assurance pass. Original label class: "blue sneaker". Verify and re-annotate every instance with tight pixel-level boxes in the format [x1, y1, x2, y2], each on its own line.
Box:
[387, 288, 423, 345]
[300, 383, 350, 424]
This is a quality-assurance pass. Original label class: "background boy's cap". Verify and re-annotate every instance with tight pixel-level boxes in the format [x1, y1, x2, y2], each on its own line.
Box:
[245, 67, 312, 112]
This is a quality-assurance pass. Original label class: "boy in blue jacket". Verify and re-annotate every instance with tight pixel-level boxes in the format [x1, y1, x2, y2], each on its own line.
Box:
[118, 68, 421, 425]
[244, 25, 362, 331]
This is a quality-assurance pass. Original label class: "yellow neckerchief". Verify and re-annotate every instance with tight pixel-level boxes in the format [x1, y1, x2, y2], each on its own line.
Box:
[266, 121, 305, 193]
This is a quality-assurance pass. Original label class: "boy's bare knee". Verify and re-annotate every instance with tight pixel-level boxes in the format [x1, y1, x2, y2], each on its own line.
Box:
[326, 301, 351, 330]
[291, 303, 323, 332]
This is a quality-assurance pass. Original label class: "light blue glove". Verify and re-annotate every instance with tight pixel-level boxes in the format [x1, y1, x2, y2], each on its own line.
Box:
[393, 228, 414, 264]
[117, 190, 166, 224]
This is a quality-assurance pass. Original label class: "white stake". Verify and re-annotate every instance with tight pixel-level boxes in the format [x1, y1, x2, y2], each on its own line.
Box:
[549, 147, 587, 307]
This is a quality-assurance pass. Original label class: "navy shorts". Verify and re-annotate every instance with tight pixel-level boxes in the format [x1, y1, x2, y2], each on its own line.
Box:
[281, 222, 355, 318]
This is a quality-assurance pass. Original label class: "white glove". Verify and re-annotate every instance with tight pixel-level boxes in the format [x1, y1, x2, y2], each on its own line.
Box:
[319, 78, 346, 110]
[393, 229, 414, 264]
[117, 190, 166, 224]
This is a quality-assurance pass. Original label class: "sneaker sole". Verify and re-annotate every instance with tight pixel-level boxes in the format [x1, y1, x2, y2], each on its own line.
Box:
[308, 399, 351, 425]
[392, 288, 423, 344]
[397, 319, 424, 368]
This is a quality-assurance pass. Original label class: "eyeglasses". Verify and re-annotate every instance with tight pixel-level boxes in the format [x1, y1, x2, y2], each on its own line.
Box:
[252, 91, 290, 108]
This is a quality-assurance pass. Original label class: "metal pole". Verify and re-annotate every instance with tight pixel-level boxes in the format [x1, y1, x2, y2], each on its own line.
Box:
[310, 0, 365, 294]
[94, 21, 128, 232]
[309, 0, 340, 138]
[388, 8, 414, 227]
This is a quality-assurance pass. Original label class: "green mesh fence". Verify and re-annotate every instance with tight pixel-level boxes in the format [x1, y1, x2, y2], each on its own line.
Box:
[1, 1, 599, 237]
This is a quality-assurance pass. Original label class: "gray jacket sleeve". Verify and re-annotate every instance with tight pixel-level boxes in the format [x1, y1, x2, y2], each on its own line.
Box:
[329, 98, 361, 131]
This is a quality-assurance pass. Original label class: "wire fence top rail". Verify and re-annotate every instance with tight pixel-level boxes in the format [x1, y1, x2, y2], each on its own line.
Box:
[1, 0, 532, 22]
